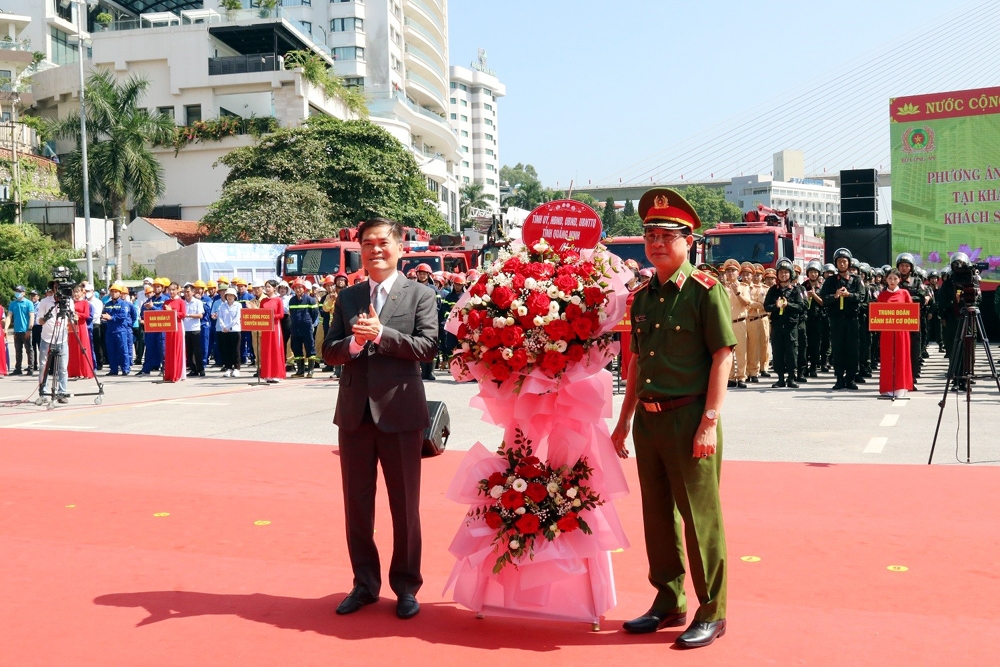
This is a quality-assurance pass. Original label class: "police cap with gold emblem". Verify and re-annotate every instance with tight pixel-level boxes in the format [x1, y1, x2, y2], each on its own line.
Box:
[638, 188, 701, 232]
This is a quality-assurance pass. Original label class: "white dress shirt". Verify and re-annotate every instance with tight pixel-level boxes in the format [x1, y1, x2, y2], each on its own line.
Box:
[348, 271, 399, 356]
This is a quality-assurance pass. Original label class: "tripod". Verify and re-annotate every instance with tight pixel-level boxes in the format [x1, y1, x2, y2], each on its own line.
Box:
[35, 299, 105, 410]
[928, 305, 1000, 464]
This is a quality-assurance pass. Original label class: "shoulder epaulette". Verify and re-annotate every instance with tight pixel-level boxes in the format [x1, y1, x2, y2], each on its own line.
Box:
[691, 270, 717, 289]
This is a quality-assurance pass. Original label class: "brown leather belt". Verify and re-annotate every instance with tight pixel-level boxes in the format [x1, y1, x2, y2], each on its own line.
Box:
[732, 317, 746, 323]
[749, 315, 768, 322]
[639, 394, 704, 413]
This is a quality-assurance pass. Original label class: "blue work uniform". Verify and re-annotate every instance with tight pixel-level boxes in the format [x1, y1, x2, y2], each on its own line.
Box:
[103, 298, 133, 375]
[288, 293, 318, 372]
[140, 293, 167, 373]
[200, 293, 213, 365]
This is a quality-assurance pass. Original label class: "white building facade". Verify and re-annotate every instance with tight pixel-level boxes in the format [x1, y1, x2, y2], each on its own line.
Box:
[449, 50, 505, 206]
[725, 174, 840, 233]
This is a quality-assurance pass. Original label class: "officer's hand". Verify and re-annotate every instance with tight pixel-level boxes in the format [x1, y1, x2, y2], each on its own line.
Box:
[611, 419, 631, 459]
[692, 421, 718, 459]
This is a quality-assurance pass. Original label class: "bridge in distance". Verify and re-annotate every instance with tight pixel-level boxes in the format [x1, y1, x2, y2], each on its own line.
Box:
[571, 172, 892, 202]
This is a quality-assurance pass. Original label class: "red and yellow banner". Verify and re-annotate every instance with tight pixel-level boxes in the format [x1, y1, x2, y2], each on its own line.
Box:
[143, 310, 178, 333]
[868, 302, 920, 332]
[890, 86, 1000, 123]
[240, 309, 275, 331]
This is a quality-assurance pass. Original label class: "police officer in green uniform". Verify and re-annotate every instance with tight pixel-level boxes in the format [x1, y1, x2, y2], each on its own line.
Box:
[612, 188, 736, 650]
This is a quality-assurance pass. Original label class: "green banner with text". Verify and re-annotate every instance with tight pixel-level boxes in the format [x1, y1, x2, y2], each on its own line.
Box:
[890, 86, 1000, 284]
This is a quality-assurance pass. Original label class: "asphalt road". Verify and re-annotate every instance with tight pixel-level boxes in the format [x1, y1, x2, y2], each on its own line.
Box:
[2, 349, 999, 466]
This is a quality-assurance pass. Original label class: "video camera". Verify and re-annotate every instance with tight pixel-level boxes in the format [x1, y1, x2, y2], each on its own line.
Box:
[949, 254, 989, 306]
[51, 265, 76, 315]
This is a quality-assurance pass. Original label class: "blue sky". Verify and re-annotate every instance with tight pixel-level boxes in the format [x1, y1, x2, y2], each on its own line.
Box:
[448, 0, 973, 188]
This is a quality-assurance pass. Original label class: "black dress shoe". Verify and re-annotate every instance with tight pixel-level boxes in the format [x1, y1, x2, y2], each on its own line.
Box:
[727, 379, 737, 388]
[771, 380, 786, 388]
[748, 376, 758, 383]
[675, 619, 726, 649]
[786, 380, 799, 388]
[396, 594, 420, 619]
[832, 380, 845, 390]
[846, 381, 859, 390]
[736, 380, 747, 388]
[854, 376, 867, 384]
[759, 371, 772, 378]
[622, 610, 687, 634]
[336, 588, 378, 615]
[796, 374, 808, 383]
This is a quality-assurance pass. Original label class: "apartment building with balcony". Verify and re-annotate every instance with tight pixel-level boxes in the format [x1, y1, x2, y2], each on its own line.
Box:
[27, 3, 355, 220]
[449, 50, 504, 206]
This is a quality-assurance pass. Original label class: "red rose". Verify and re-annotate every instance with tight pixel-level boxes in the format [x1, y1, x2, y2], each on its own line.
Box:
[540, 351, 568, 377]
[554, 274, 578, 293]
[457, 323, 469, 340]
[559, 249, 580, 264]
[566, 344, 585, 362]
[499, 325, 524, 348]
[556, 512, 580, 532]
[479, 326, 500, 349]
[518, 316, 536, 331]
[503, 257, 523, 273]
[583, 286, 606, 307]
[564, 303, 583, 321]
[525, 483, 548, 503]
[500, 489, 525, 510]
[487, 472, 507, 488]
[521, 456, 541, 466]
[469, 282, 487, 297]
[516, 465, 544, 479]
[481, 349, 503, 366]
[491, 362, 512, 382]
[525, 292, 551, 317]
[516, 513, 540, 535]
[544, 319, 572, 342]
[572, 316, 594, 339]
[485, 509, 504, 530]
[512, 274, 526, 290]
[491, 286, 515, 310]
[467, 309, 483, 329]
[508, 348, 529, 370]
[575, 262, 595, 278]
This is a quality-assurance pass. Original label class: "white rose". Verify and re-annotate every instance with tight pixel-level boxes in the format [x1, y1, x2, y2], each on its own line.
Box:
[471, 296, 483, 306]
[515, 507, 526, 515]
[509, 539, 520, 550]
[512, 478, 528, 492]
[547, 482, 560, 494]
[572, 499, 582, 507]
[502, 348, 514, 360]
[546, 285, 560, 298]
[549, 524, 559, 533]
[524, 278, 537, 290]
[493, 317, 507, 329]
[505, 317, 514, 326]
[597, 311, 608, 322]
[489, 485, 504, 498]
[533, 316, 545, 327]
[486, 283, 495, 294]
[517, 306, 529, 317]
[548, 301, 560, 314]
[481, 294, 491, 303]
[533, 242, 547, 252]
[555, 340, 568, 353]
[566, 487, 578, 498]
[511, 300, 522, 311]
[570, 296, 582, 306]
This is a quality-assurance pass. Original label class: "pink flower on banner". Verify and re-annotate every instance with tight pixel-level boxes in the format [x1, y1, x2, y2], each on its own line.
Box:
[928, 251, 941, 263]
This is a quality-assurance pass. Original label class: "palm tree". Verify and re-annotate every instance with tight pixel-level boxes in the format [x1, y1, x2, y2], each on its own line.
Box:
[460, 180, 494, 221]
[507, 179, 547, 210]
[51, 70, 175, 280]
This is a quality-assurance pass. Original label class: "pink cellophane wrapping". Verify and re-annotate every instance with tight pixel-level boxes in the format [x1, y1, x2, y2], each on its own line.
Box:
[443, 247, 632, 623]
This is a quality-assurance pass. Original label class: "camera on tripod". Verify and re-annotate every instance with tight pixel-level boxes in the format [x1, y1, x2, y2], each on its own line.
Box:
[51, 266, 76, 316]
[949, 253, 988, 307]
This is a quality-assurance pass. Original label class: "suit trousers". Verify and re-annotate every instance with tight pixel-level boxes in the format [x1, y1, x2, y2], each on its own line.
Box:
[745, 318, 764, 377]
[829, 317, 859, 380]
[729, 320, 747, 381]
[339, 420, 423, 598]
[633, 400, 726, 623]
[771, 324, 798, 377]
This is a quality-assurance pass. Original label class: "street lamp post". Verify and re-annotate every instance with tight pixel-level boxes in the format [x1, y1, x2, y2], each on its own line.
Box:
[65, 0, 97, 284]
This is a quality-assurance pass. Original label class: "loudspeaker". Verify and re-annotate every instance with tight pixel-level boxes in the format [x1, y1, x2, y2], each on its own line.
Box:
[841, 211, 878, 227]
[840, 197, 878, 214]
[824, 225, 891, 266]
[840, 168, 877, 185]
[422, 401, 450, 458]
[841, 182, 877, 200]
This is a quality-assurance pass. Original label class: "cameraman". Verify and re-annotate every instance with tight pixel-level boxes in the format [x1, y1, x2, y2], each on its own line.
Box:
[940, 253, 982, 362]
[36, 279, 77, 403]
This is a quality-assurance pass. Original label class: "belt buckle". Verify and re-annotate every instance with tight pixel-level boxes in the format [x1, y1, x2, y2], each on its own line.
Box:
[643, 400, 662, 413]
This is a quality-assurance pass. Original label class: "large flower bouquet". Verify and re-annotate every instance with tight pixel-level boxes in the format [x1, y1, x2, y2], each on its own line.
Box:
[450, 239, 618, 384]
[470, 429, 604, 573]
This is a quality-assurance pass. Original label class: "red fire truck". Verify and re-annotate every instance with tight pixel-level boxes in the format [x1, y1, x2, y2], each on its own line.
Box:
[702, 205, 823, 270]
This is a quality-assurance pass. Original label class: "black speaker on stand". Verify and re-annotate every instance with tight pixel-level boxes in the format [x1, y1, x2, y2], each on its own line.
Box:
[839, 169, 878, 228]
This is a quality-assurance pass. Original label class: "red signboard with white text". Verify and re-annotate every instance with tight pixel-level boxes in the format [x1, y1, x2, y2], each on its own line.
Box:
[521, 200, 602, 250]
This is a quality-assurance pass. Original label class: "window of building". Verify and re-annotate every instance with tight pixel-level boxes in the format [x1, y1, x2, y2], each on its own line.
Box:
[485, 149, 494, 156]
[459, 84, 467, 91]
[391, 56, 401, 72]
[461, 115, 468, 122]
[298, 21, 312, 35]
[157, 106, 175, 120]
[460, 99, 467, 107]
[55, 0, 73, 21]
[331, 17, 363, 32]
[450, 97, 456, 104]
[485, 118, 493, 126]
[463, 176, 470, 183]
[486, 178, 495, 185]
[461, 146, 469, 153]
[485, 133, 493, 141]
[462, 160, 469, 168]
[333, 47, 365, 61]
[392, 2, 401, 18]
[185, 104, 202, 125]
[426, 178, 439, 194]
[283, 0, 312, 5]
[390, 27, 400, 45]
[450, 113, 457, 120]
[50, 27, 78, 66]
[484, 103, 493, 111]
[344, 77, 364, 88]
[483, 89, 492, 97]
[486, 164, 495, 171]
[333, 0, 363, 3]
[461, 130, 468, 137]
[450, 82, 457, 89]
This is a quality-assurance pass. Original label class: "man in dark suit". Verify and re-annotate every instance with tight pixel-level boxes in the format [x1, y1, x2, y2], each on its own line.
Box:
[322, 217, 439, 620]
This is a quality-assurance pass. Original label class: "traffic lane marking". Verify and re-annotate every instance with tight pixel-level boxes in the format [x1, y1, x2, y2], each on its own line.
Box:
[864, 437, 888, 454]
[0, 420, 96, 430]
[880, 414, 900, 427]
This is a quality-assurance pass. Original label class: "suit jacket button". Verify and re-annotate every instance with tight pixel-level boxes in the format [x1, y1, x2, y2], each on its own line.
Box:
[675, 325, 681, 331]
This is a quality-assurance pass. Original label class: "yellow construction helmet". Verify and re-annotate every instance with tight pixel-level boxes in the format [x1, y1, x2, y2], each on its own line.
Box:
[109, 282, 126, 293]
[193, 280, 207, 288]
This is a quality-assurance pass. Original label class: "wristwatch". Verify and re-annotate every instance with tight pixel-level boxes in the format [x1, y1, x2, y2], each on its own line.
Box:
[703, 409, 718, 422]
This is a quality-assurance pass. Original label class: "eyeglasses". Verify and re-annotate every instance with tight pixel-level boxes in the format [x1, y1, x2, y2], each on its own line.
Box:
[642, 232, 685, 244]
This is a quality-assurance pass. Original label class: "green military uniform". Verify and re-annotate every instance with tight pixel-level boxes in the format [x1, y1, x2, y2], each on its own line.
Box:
[630, 260, 737, 623]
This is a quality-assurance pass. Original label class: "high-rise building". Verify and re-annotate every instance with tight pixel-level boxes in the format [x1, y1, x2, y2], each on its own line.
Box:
[450, 50, 505, 206]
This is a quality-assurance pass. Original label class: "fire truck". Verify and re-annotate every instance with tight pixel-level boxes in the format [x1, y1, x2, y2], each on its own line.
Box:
[702, 205, 823, 270]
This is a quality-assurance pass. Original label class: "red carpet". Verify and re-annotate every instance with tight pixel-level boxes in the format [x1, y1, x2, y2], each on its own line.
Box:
[1, 430, 998, 666]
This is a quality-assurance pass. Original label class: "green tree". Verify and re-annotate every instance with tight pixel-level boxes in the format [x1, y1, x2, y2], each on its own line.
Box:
[571, 192, 597, 207]
[0, 224, 82, 306]
[282, 50, 366, 116]
[218, 115, 449, 235]
[459, 180, 494, 222]
[601, 196, 619, 235]
[609, 198, 643, 237]
[51, 70, 175, 280]
[506, 179, 548, 210]
[681, 185, 743, 230]
[202, 178, 336, 243]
